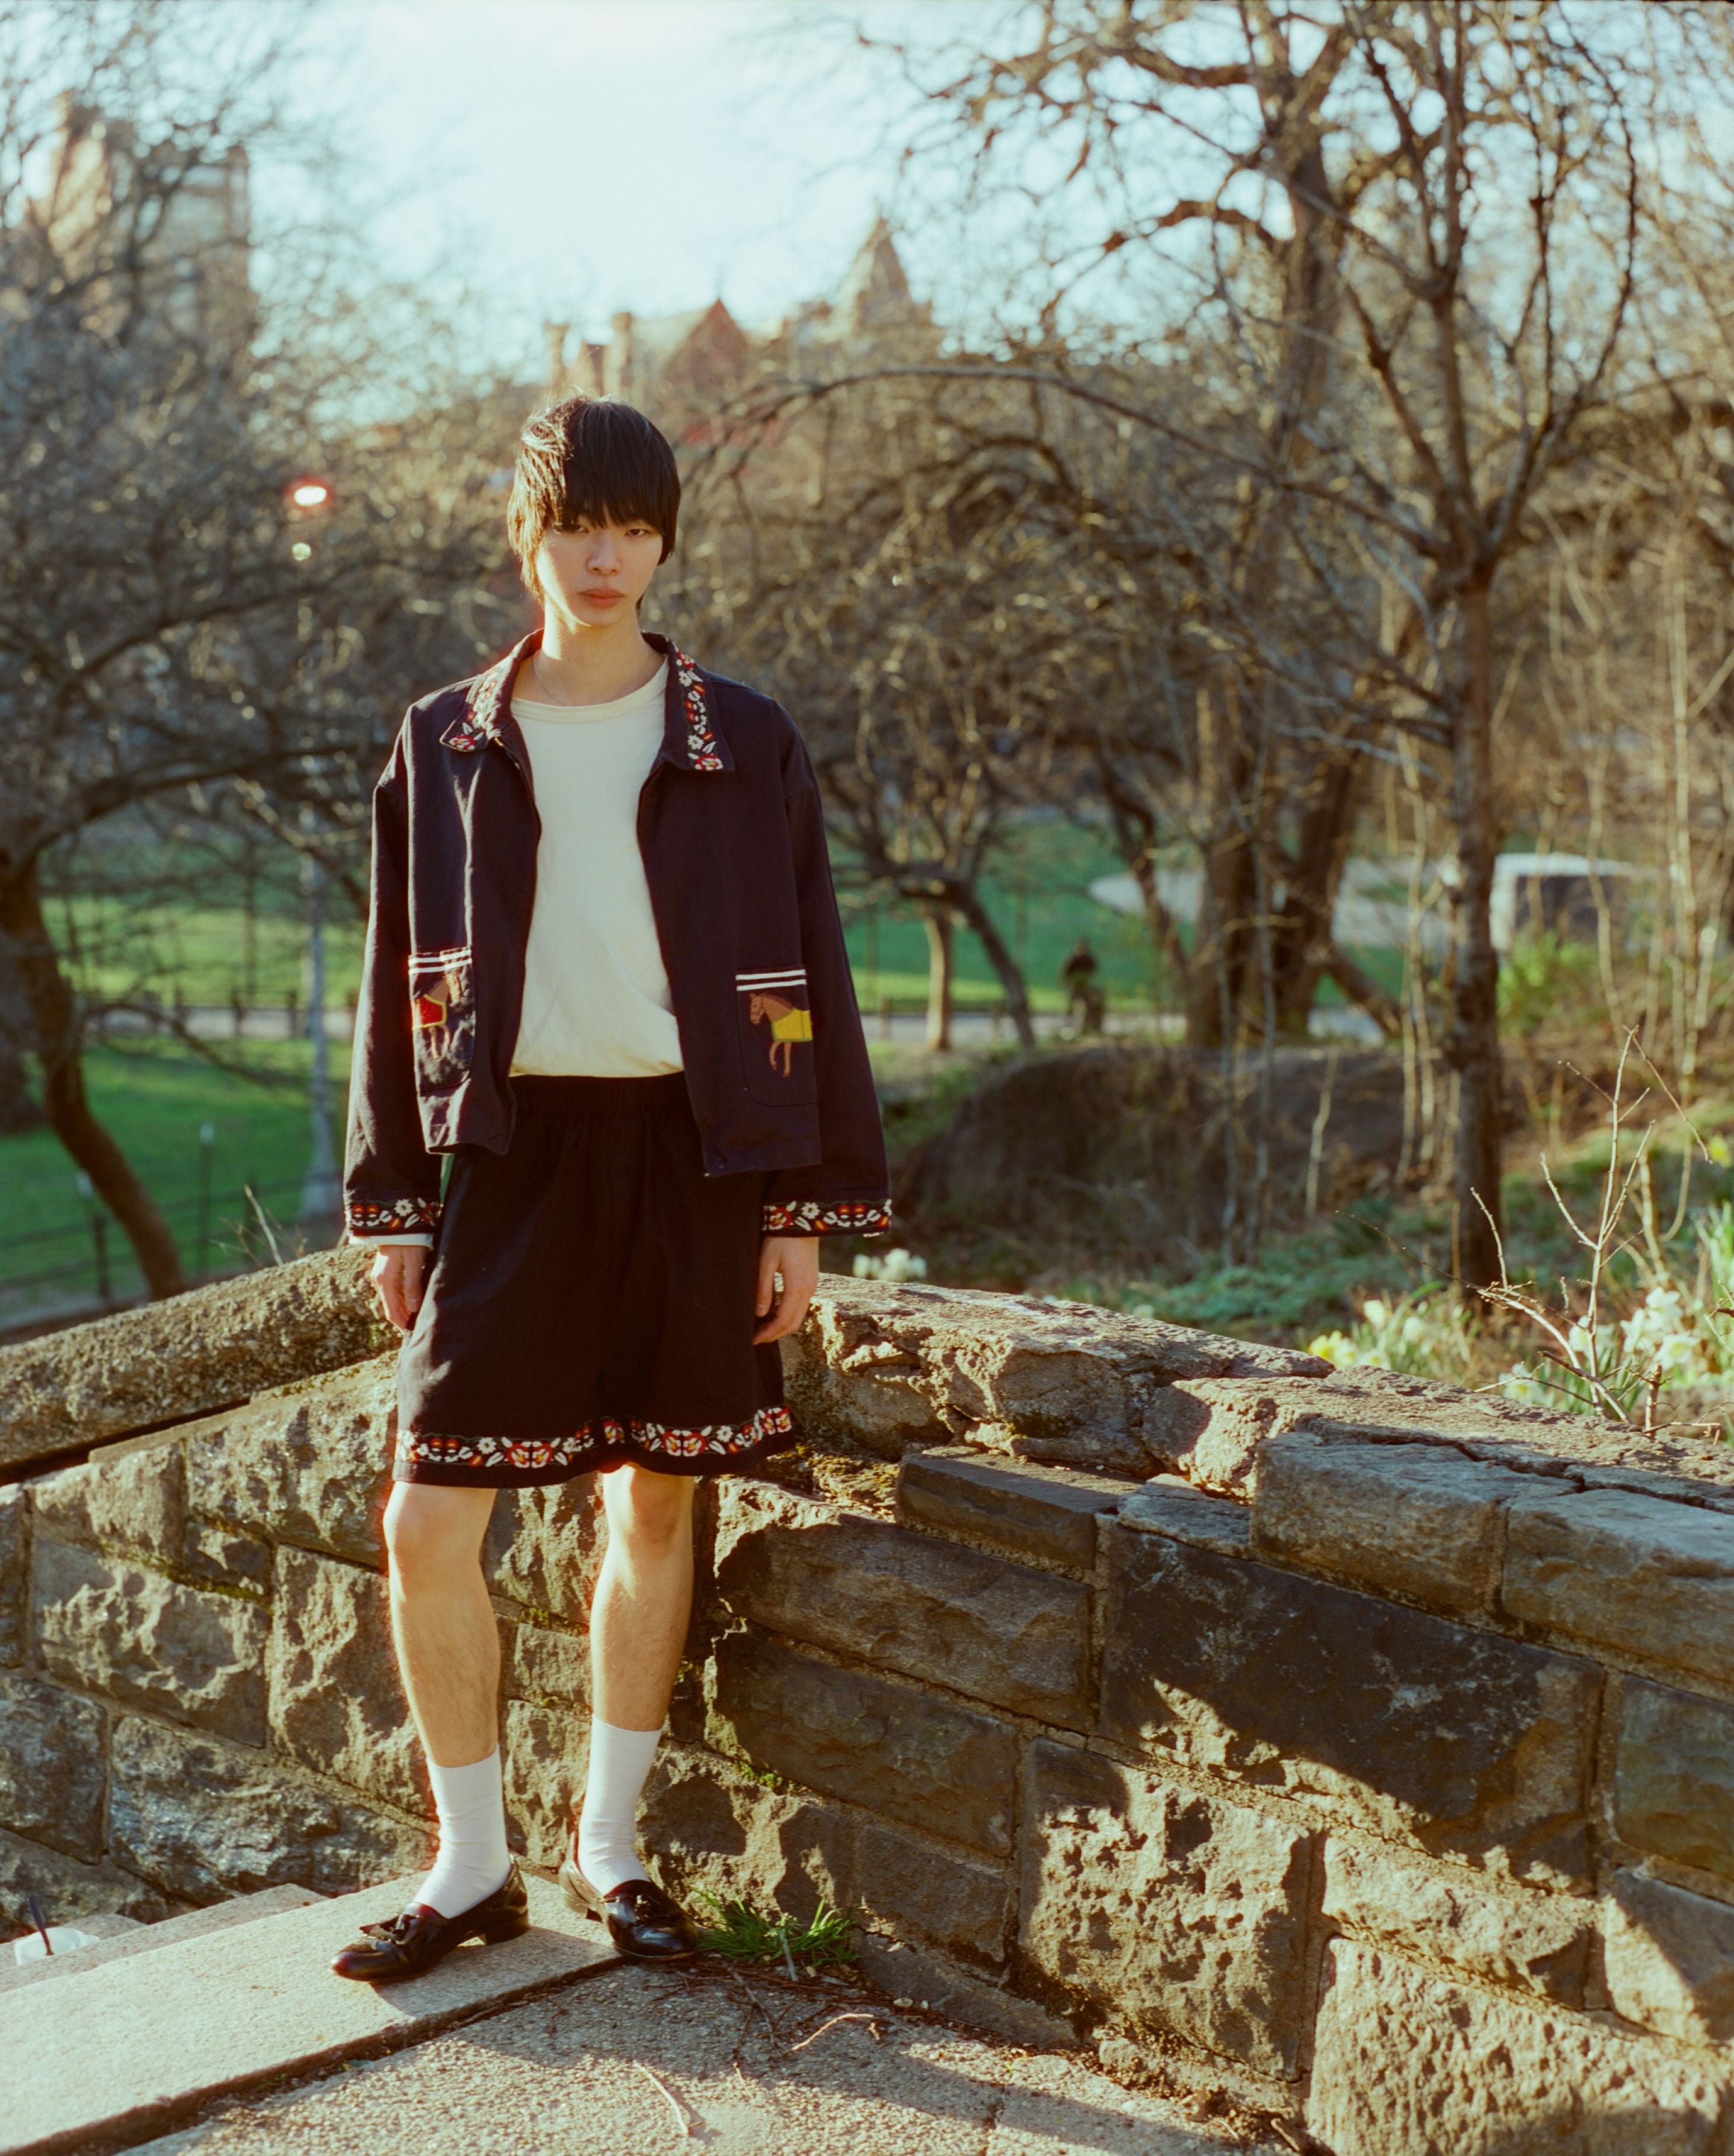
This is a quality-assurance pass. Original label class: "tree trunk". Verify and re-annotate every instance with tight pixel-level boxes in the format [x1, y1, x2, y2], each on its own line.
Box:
[1270, 753, 1363, 1034]
[921, 903, 955, 1053]
[1447, 577, 1504, 1290]
[0, 858, 187, 1298]
[1323, 947, 1402, 1038]
[951, 882, 1036, 1050]
[1185, 684, 1260, 1049]
[0, 938, 46, 1132]
[1124, 850, 1190, 1014]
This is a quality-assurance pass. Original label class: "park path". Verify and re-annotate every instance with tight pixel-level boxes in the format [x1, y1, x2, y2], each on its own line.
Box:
[135, 1957, 1273, 2156]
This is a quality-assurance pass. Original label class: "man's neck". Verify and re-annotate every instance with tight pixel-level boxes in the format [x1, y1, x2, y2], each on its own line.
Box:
[520, 616, 663, 708]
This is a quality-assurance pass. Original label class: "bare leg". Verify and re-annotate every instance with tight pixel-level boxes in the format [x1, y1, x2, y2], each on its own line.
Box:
[591, 1464, 697, 1728]
[384, 1482, 499, 1765]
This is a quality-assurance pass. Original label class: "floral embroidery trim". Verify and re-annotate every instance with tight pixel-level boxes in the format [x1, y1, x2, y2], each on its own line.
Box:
[396, 1401, 793, 1475]
[762, 1200, 892, 1237]
[349, 1194, 443, 1234]
[440, 638, 727, 773]
[670, 644, 726, 772]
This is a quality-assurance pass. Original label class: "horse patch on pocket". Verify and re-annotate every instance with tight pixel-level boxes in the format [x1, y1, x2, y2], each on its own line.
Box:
[408, 947, 476, 1086]
[739, 968, 813, 1077]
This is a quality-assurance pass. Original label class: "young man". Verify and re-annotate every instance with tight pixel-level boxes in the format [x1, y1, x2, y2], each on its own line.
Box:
[331, 394, 890, 1983]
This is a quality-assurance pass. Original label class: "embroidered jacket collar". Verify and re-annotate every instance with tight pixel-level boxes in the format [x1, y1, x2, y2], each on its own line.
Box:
[435, 626, 732, 774]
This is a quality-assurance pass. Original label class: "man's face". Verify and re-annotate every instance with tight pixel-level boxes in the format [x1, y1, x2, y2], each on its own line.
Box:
[535, 514, 664, 628]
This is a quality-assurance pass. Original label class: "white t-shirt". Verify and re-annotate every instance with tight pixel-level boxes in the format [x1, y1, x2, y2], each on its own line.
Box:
[508, 658, 684, 1077]
[361, 656, 681, 1250]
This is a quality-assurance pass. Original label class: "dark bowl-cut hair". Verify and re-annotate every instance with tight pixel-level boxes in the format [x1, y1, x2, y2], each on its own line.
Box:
[506, 394, 680, 597]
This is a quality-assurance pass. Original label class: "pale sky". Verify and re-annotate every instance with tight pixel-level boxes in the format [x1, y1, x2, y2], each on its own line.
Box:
[277, 0, 993, 378]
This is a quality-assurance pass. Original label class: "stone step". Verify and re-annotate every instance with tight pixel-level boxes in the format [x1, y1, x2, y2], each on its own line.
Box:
[0, 1886, 325, 1998]
[0, 1872, 619, 2156]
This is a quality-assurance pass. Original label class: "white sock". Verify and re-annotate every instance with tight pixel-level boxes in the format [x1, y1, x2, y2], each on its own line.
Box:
[417, 1749, 512, 1919]
[578, 1719, 663, 1895]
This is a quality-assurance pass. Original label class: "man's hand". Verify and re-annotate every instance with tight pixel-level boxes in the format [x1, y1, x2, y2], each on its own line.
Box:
[754, 1235, 819, 1344]
[370, 1244, 428, 1333]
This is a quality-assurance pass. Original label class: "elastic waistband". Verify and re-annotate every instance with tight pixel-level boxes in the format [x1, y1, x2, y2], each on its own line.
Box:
[508, 1070, 689, 1115]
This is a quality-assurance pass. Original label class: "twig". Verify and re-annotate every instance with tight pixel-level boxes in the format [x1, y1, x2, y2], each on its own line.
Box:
[635, 2061, 694, 2137]
[243, 1182, 284, 1266]
[786, 2011, 883, 2054]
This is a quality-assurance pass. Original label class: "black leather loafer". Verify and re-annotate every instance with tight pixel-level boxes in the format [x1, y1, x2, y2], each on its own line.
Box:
[559, 1855, 698, 1960]
[330, 1862, 529, 1983]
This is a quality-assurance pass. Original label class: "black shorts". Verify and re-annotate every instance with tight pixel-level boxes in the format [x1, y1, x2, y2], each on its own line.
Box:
[392, 1071, 792, 1488]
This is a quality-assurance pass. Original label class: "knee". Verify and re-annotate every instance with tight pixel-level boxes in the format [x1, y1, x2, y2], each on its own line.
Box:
[604, 1468, 695, 1557]
[384, 1486, 486, 1592]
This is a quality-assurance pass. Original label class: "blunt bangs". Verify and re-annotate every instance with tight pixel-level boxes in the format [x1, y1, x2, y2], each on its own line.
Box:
[506, 395, 680, 596]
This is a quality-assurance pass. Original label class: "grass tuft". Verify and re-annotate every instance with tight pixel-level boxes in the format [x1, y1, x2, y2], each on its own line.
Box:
[694, 1891, 858, 1968]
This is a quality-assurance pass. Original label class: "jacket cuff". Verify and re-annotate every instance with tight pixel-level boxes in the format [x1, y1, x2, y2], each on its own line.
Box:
[347, 1195, 443, 1238]
[355, 1231, 434, 1250]
[762, 1200, 892, 1238]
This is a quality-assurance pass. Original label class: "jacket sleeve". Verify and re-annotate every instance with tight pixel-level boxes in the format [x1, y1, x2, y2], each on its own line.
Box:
[343, 728, 445, 1242]
[760, 717, 892, 1241]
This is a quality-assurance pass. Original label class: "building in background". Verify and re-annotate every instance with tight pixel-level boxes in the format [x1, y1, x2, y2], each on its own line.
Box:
[9, 92, 252, 343]
[542, 216, 939, 436]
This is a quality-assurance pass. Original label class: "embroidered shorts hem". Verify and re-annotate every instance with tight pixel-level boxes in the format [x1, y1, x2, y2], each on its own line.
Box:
[392, 1071, 789, 1488]
[393, 1404, 796, 1488]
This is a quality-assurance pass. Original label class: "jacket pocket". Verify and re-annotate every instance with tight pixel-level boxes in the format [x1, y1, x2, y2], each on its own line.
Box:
[737, 967, 817, 1107]
[408, 946, 477, 1091]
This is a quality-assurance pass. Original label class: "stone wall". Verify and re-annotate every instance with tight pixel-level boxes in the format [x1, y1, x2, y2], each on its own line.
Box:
[9, 1253, 1734, 2151]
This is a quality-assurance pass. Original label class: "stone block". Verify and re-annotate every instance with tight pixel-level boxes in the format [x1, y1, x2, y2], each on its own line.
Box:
[1322, 1835, 1593, 2004]
[34, 1536, 267, 1743]
[0, 1244, 394, 1471]
[1604, 1868, 1734, 2043]
[29, 1439, 185, 1562]
[640, 1745, 858, 1927]
[0, 1673, 107, 1862]
[1139, 1380, 1285, 1495]
[507, 1621, 589, 1708]
[183, 1359, 396, 1568]
[181, 1519, 273, 1589]
[1616, 1678, 1734, 1881]
[108, 1715, 429, 1900]
[0, 1487, 26, 1665]
[1252, 1435, 1535, 1615]
[1308, 1939, 1728, 2155]
[267, 1547, 420, 1810]
[792, 1274, 1321, 1478]
[501, 1698, 584, 1869]
[1119, 1480, 1252, 1554]
[1101, 1522, 1598, 1883]
[782, 1323, 952, 1459]
[1505, 1488, 1734, 1682]
[712, 1630, 1017, 1854]
[715, 1483, 1091, 1725]
[486, 1478, 604, 1624]
[857, 1822, 1012, 1969]
[0, 1825, 183, 1936]
[894, 1447, 1137, 1571]
[1020, 1741, 1311, 2077]
[854, 1933, 1080, 2048]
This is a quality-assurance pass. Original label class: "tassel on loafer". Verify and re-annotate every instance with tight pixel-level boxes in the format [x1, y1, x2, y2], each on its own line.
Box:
[330, 1860, 529, 1983]
[559, 1842, 698, 1960]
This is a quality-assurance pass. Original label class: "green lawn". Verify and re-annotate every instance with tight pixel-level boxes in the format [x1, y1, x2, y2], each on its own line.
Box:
[3, 1038, 341, 1316]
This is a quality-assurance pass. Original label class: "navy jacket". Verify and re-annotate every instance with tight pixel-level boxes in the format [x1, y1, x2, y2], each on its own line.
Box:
[342, 627, 892, 1243]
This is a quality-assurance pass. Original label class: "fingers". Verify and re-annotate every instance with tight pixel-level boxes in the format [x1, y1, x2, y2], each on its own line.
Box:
[371, 1247, 428, 1335]
[753, 1236, 819, 1344]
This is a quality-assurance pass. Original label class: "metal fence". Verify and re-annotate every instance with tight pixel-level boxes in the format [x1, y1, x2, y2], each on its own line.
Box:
[0, 1167, 340, 1337]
